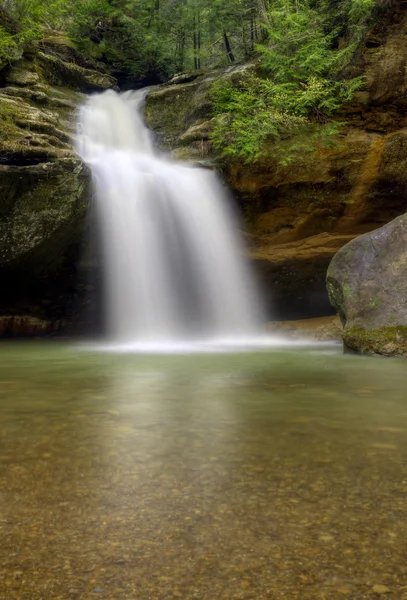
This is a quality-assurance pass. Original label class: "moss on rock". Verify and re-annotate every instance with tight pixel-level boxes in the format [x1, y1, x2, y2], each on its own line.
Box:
[344, 326, 407, 357]
[0, 40, 107, 328]
[36, 52, 117, 92]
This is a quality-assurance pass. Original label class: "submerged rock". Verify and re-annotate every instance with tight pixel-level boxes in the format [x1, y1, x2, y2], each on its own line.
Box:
[268, 315, 342, 341]
[327, 213, 407, 356]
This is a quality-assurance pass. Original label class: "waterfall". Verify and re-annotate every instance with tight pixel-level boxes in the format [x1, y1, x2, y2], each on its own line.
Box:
[77, 90, 264, 351]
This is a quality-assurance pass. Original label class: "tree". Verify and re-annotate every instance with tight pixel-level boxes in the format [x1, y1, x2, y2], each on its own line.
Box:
[210, 0, 378, 163]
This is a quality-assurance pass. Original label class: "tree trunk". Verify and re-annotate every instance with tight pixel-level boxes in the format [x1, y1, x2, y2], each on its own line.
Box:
[147, 0, 160, 29]
[223, 30, 235, 63]
[257, 0, 270, 25]
[250, 17, 255, 51]
[177, 28, 186, 71]
[197, 12, 201, 70]
[193, 15, 198, 70]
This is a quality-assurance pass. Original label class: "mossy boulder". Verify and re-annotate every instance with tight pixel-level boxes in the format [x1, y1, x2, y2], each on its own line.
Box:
[36, 52, 117, 92]
[327, 213, 407, 356]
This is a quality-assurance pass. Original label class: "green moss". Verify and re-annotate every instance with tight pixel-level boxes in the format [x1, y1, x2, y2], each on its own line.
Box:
[344, 326, 407, 357]
[343, 283, 352, 299]
[368, 297, 381, 308]
[0, 104, 18, 136]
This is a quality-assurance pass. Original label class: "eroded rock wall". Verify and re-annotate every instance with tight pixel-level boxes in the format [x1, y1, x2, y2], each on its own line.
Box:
[145, 6, 407, 320]
[0, 37, 116, 332]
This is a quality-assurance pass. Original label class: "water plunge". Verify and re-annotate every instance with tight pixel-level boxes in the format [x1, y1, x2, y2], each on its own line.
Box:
[78, 90, 264, 351]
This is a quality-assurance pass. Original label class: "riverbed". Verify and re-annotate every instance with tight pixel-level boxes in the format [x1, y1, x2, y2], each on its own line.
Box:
[1, 342, 406, 599]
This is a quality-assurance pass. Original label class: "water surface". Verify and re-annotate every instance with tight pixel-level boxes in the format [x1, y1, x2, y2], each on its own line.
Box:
[1, 343, 407, 599]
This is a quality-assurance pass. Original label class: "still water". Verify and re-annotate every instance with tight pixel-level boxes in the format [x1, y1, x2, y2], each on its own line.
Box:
[1, 342, 407, 599]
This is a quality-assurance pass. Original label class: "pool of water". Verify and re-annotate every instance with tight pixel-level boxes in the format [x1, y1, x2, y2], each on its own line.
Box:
[0, 342, 406, 599]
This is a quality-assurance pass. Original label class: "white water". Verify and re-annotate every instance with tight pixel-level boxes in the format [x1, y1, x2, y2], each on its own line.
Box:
[77, 90, 267, 351]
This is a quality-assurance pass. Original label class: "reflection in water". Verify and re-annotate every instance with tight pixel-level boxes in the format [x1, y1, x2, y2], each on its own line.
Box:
[0, 343, 407, 599]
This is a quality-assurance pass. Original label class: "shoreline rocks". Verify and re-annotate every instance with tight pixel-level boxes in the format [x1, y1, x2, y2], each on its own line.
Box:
[327, 213, 407, 357]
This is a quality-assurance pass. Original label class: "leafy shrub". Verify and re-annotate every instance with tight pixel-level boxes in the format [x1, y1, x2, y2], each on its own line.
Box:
[211, 0, 377, 163]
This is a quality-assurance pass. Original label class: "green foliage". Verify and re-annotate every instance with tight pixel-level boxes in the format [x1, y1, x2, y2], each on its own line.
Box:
[0, 0, 385, 103]
[0, 0, 272, 80]
[67, 1, 177, 81]
[211, 75, 307, 162]
[0, 101, 17, 135]
[0, 25, 18, 63]
[0, 0, 69, 63]
[211, 0, 378, 163]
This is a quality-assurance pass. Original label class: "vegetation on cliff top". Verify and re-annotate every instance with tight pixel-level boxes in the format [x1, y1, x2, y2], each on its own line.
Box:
[0, 0, 390, 159]
[0, 0, 289, 82]
[211, 0, 381, 163]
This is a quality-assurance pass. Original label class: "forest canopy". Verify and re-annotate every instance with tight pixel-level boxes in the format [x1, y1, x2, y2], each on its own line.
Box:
[0, 0, 277, 79]
[0, 0, 382, 79]
[0, 0, 387, 161]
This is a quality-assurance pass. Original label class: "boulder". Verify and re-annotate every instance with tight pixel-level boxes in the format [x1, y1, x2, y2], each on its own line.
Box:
[327, 213, 407, 356]
[268, 315, 342, 341]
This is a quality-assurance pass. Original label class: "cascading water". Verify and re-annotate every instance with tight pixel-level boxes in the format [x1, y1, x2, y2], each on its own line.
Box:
[77, 90, 265, 351]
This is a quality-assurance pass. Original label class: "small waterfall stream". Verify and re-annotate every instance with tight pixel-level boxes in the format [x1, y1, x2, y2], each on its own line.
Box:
[78, 90, 265, 351]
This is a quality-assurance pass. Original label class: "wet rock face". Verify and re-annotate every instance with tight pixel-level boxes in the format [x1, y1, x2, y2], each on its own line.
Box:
[0, 315, 73, 338]
[0, 160, 89, 263]
[0, 40, 116, 331]
[327, 214, 407, 356]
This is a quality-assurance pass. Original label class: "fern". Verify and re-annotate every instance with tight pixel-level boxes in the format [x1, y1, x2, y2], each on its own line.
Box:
[211, 0, 376, 164]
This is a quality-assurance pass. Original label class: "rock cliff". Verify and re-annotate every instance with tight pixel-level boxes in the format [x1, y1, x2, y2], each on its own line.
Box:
[0, 36, 116, 332]
[2, 5, 407, 334]
[145, 5, 407, 320]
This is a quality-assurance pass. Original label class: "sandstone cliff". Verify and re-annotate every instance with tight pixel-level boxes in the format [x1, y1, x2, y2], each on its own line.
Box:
[0, 35, 116, 333]
[1, 6, 407, 334]
[145, 5, 407, 320]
